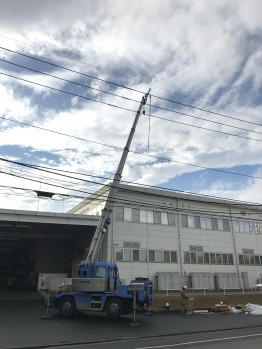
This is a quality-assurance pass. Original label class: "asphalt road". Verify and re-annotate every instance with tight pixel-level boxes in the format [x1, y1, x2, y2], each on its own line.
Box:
[46, 329, 262, 349]
[1, 292, 262, 349]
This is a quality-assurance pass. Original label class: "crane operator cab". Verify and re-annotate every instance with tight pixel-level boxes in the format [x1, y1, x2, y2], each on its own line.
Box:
[76, 262, 119, 293]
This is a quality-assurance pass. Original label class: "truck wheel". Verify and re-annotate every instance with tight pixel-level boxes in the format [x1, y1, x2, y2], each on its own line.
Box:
[105, 297, 123, 319]
[58, 296, 76, 318]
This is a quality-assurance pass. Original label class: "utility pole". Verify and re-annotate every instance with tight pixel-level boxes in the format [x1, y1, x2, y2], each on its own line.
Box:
[83, 88, 151, 265]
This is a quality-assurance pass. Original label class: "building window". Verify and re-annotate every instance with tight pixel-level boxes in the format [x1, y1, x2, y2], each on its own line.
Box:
[210, 253, 216, 263]
[233, 220, 240, 233]
[116, 206, 124, 220]
[216, 254, 222, 264]
[218, 219, 223, 231]
[140, 210, 154, 223]
[190, 252, 197, 263]
[124, 207, 132, 221]
[118, 207, 175, 226]
[184, 252, 190, 263]
[185, 251, 234, 265]
[132, 250, 139, 261]
[228, 254, 233, 264]
[171, 251, 177, 262]
[239, 255, 244, 264]
[255, 256, 260, 265]
[147, 211, 154, 224]
[149, 250, 155, 262]
[222, 254, 228, 264]
[163, 251, 170, 262]
[188, 215, 195, 228]
[115, 248, 176, 263]
[233, 220, 259, 234]
[204, 253, 210, 263]
[161, 212, 168, 225]
[115, 249, 123, 261]
[123, 249, 131, 261]
[200, 217, 212, 230]
[167, 213, 176, 226]
[155, 250, 163, 262]
[140, 250, 147, 262]
[244, 255, 249, 264]
[183, 214, 230, 232]
[253, 222, 261, 234]
[250, 255, 255, 265]
[197, 252, 204, 263]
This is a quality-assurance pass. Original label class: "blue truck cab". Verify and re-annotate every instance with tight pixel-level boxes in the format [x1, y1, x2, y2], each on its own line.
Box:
[50, 262, 153, 319]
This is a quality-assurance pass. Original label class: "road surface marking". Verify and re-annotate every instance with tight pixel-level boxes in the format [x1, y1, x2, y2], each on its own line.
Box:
[136, 332, 262, 348]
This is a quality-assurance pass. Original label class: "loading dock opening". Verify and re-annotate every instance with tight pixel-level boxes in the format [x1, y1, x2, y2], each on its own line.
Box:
[0, 209, 99, 292]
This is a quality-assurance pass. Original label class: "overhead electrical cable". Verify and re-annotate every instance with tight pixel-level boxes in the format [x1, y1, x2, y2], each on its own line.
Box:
[1, 179, 262, 221]
[0, 36, 260, 125]
[0, 71, 136, 113]
[1, 157, 262, 212]
[0, 34, 103, 71]
[0, 112, 261, 183]
[1, 46, 261, 128]
[1, 71, 262, 144]
[0, 46, 137, 92]
[1, 58, 262, 137]
[0, 169, 97, 196]
[0, 164, 99, 194]
[0, 58, 137, 104]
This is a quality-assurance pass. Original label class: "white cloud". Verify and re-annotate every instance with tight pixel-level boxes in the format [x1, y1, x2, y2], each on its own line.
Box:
[0, 0, 262, 211]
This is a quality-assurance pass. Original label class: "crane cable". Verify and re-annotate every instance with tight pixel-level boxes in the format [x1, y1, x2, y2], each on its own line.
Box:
[148, 94, 152, 149]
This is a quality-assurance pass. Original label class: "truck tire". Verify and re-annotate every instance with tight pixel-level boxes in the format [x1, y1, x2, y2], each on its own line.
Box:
[105, 297, 123, 319]
[58, 296, 76, 318]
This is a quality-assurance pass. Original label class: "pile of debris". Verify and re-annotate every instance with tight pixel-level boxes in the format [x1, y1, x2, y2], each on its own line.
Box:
[192, 302, 262, 315]
[193, 302, 235, 315]
[212, 303, 233, 314]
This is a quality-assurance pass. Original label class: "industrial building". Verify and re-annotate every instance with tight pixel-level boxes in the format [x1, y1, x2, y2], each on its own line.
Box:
[2, 183, 262, 293]
[69, 183, 262, 291]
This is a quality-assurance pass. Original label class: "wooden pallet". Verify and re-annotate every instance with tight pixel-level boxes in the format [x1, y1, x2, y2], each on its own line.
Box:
[193, 310, 211, 314]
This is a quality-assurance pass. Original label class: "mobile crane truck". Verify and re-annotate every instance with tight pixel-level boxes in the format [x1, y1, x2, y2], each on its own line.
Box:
[46, 89, 153, 319]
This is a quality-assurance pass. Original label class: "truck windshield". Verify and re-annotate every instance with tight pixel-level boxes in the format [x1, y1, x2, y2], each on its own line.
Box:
[96, 266, 106, 278]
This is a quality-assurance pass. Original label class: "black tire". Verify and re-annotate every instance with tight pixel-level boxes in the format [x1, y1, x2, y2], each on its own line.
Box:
[105, 297, 123, 319]
[58, 296, 76, 318]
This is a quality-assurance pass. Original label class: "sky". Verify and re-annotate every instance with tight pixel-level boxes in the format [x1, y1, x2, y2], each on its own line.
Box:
[0, 0, 262, 213]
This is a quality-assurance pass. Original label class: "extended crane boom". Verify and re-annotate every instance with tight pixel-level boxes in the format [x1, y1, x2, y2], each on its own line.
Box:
[43, 89, 153, 319]
[84, 88, 151, 265]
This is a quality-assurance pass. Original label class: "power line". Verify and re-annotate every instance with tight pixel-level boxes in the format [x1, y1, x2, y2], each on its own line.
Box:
[1, 156, 262, 212]
[1, 46, 261, 128]
[0, 163, 99, 195]
[0, 169, 96, 196]
[2, 156, 262, 200]
[1, 36, 260, 124]
[0, 46, 137, 93]
[0, 34, 103, 71]
[1, 179, 262, 222]
[1, 71, 262, 144]
[0, 109, 261, 183]
[1, 58, 262, 137]
[0, 71, 136, 113]
[0, 58, 139, 104]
